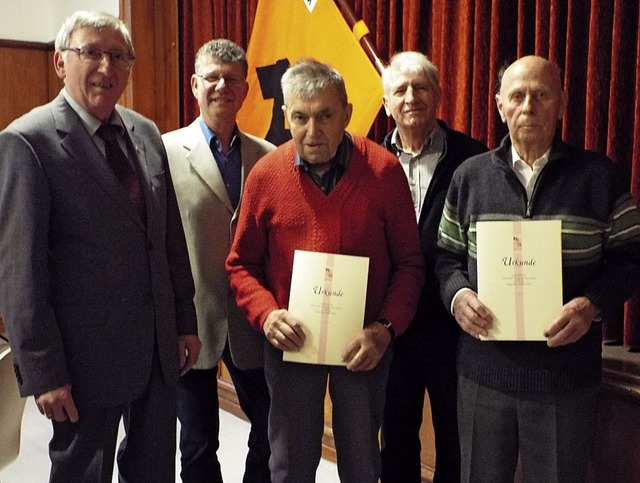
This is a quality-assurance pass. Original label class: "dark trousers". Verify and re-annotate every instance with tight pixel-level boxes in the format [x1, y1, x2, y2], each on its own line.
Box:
[177, 344, 271, 483]
[381, 347, 460, 483]
[457, 375, 599, 483]
[265, 342, 391, 483]
[49, 352, 176, 483]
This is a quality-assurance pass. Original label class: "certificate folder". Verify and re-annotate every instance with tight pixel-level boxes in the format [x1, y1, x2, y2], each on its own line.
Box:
[476, 220, 563, 340]
[285, 250, 369, 365]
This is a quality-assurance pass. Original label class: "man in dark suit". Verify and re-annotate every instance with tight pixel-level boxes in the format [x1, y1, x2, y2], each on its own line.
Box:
[163, 39, 274, 483]
[0, 11, 200, 483]
[379, 51, 487, 483]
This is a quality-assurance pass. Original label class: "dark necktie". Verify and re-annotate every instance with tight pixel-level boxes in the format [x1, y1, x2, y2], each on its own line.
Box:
[97, 124, 146, 221]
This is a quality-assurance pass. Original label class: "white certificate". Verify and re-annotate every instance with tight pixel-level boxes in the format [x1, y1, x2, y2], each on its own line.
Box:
[476, 220, 563, 340]
[284, 250, 369, 365]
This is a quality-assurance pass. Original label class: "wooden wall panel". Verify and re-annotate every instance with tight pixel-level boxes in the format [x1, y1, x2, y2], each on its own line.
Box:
[588, 349, 640, 483]
[419, 392, 436, 480]
[121, 0, 180, 134]
[0, 1, 180, 134]
[0, 42, 58, 130]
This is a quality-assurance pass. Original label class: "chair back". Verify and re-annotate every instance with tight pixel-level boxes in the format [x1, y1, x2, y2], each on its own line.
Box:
[0, 341, 26, 470]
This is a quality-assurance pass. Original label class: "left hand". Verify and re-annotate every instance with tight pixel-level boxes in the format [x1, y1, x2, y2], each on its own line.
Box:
[341, 321, 392, 371]
[178, 334, 202, 375]
[35, 384, 78, 423]
[544, 296, 600, 348]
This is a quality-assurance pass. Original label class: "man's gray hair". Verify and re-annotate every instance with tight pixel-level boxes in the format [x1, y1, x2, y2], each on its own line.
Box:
[54, 10, 134, 57]
[281, 59, 348, 107]
[382, 51, 440, 95]
[195, 39, 248, 78]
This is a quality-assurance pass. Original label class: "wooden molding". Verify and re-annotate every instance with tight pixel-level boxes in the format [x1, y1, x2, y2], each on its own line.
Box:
[602, 347, 640, 402]
[0, 39, 53, 50]
[588, 346, 640, 482]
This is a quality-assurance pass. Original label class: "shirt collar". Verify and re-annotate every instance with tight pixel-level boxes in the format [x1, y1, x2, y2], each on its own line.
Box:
[391, 122, 443, 155]
[196, 116, 240, 151]
[294, 132, 352, 170]
[510, 145, 552, 170]
[62, 88, 124, 135]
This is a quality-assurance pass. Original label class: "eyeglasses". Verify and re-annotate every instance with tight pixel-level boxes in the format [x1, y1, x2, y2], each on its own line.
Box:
[62, 46, 135, 70]
[196, 73, 244, 88]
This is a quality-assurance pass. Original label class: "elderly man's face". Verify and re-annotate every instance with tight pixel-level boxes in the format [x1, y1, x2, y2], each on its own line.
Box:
[383, 71, 440, 133]
[54, 27, 131, 123]
[284, 86, 352, 164]
[496, 56, 567, 158]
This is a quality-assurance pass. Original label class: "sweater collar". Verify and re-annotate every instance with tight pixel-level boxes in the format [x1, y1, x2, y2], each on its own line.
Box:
[496, 134, 569, 166]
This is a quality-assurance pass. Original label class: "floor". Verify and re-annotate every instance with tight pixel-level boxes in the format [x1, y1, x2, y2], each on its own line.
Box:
[0, 398, 340, 482]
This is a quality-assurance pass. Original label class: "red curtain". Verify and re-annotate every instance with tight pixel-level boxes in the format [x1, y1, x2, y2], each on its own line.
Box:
[179, 0, 640, 348]
[179, 1, 259, 123]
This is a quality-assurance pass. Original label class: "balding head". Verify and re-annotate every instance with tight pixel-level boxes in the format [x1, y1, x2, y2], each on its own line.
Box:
[495, 56, 567, 163]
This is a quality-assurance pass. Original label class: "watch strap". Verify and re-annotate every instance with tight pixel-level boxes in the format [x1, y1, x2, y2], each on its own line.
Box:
[379, 318, 395, 341]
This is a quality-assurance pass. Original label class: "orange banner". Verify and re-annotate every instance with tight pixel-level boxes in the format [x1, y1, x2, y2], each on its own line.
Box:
[237, 0, 383, 145]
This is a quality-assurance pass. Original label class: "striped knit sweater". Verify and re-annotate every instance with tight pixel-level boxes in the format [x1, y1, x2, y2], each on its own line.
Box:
[436, 135, 640, 391]
[227, 135, 425, 337]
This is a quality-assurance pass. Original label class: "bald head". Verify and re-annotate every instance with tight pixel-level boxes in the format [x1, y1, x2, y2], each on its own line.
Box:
[496, 56, 567, 163]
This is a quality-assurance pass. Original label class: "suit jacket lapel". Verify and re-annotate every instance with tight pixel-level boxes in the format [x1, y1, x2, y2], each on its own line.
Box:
[184, 121, 234, 214]
[239, 131, 258, 190]
[52, 94, 145, 230]
[236, 131, 264, 222]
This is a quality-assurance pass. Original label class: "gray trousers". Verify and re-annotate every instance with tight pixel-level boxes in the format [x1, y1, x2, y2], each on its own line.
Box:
[264, 342, 391, 483]
[458, 374, 598, 483]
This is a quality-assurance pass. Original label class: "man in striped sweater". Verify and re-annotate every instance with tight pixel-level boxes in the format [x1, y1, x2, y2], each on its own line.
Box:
[435, 55, 640, 482]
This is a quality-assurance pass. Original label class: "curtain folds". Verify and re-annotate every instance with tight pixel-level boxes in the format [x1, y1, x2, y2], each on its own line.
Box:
[179, 0, 640, 348]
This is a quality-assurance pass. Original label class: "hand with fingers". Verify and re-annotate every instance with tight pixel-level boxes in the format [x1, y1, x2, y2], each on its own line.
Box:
[452, 288, 493, 339]
[544, 296, 600, 348]
[178, 334, 202, 376]
[341, 321, 391, 372]
[35, 384, 79, 423]
[263, 308, 306, 351]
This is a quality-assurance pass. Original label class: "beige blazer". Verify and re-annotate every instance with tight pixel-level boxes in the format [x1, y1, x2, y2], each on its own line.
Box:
[163, 120, 275, 370]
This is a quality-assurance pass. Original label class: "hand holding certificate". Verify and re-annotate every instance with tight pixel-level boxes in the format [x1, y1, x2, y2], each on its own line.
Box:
[476, 220, 563, 340]
[285, 250, 369, 365]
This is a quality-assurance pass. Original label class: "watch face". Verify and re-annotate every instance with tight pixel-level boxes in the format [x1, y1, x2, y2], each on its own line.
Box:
[379, 319, 395, 339]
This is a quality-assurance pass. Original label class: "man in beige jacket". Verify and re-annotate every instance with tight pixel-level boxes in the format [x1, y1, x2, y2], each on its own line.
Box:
[163, 39, 274, 483]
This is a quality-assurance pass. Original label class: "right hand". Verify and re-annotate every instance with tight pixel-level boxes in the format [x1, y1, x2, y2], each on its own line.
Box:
[342, 321, 391, 372]
[263, 309, 306, 351]
[453, 289, 493, 339]
[35, 384, 79, 423]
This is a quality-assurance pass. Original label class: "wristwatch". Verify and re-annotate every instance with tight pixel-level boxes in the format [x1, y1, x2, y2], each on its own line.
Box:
[378, 318, 395, 342]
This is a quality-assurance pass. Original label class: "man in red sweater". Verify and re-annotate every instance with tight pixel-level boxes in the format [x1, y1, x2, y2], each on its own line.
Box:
[226, 59, 425, 482]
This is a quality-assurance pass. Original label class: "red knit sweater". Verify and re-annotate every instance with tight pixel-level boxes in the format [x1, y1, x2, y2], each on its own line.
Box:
[226, 135, 425, 336]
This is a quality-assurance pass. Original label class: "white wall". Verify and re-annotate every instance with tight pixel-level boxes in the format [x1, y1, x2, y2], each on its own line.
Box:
[0, 0, 118, 43]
